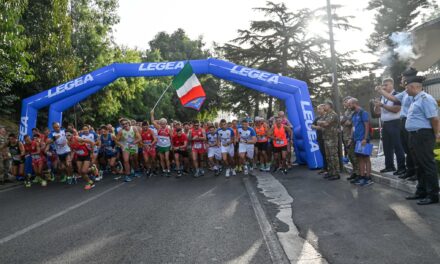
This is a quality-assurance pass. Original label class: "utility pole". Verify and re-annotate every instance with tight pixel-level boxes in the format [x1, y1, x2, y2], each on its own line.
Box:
[326, 0, 344, 169]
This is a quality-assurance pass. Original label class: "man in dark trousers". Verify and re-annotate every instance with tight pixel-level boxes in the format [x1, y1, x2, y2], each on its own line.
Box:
[375, 68, 418, 180]
[374, 78, 405, 175]
[404, 75, 439, 205]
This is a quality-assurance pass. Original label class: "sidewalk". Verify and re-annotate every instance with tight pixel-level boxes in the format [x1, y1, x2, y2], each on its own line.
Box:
[344, 141, 440, 194]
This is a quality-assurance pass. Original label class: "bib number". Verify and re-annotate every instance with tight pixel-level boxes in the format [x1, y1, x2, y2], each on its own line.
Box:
[194, 142, 202, 149]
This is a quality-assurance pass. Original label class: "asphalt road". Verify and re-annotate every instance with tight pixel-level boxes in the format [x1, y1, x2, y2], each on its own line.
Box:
[0, 173, 272, 264]
[265, 167, 440, 264]
[1, 166, 440, 264]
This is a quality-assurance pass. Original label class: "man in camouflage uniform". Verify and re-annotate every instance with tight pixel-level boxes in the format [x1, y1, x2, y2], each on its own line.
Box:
[0, 125, 9, 185]
[317, 101, 341, 180]
[341, 96, 359, 180]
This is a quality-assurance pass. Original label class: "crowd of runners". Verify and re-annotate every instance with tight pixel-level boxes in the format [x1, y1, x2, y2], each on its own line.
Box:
[1, 110, 295, 190]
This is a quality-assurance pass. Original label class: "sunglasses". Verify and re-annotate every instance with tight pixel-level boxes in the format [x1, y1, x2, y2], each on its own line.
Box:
[66, 134, 72, 137]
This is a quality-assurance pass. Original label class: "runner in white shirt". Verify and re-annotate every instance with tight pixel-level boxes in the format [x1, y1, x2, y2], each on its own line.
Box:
[206, 125, 221, 176]
[217, 119, 236, 178]
[238, 119, 257, 175]
[45, 122, 73, 183]
[115, 118, 141, 182]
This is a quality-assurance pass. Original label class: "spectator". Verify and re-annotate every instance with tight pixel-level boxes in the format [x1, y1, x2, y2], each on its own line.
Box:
[341, 96, 359, 180]
[349, 98, 373, 186]
[311, 104, 327, 174]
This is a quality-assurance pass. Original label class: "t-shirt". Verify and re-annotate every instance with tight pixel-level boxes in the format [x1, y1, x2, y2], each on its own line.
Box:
[207, 132, 218, 147]
[172, 133, 187, 148]
[217, 128, 234, 146]
[238, 127, 256, 143]
[48, 129, 71, 155]
[352, 109, 369, 142]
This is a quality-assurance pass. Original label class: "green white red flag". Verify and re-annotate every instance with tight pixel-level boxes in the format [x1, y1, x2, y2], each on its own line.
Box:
[172, 62, 206, 110]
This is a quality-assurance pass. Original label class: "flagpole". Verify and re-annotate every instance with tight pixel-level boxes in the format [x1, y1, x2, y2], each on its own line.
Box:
[152, 82, 172, 112]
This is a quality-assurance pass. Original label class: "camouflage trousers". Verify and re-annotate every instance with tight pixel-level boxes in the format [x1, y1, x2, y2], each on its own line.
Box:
[344, 140, 359, 175]
[324, 142, 340, 176]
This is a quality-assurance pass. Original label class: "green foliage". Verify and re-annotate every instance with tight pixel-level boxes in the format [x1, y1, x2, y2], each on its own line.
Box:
[367, 0, 432, 81]
[0, 0, 33, 114]
[217, 1, 365, 117]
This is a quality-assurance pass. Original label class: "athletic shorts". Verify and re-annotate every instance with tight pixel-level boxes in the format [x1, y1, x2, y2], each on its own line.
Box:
[31, 155, 45, 167]
[123, 145, 138, 155]
[191, 141, 205, 154]
[143, 147, 156, 157]
[256, 142, 268, 151]
[220, 144, 234, 157]
[76, 155, 91, 162]
[12, 158, 24, 166]
[174, 149, 188, 158]
[157, 146, 171, 153]
[207, 147, 221, 160]
[272, 145, 287, 153]
[58, 152, 71, 162]
[239, 143, 254, 159]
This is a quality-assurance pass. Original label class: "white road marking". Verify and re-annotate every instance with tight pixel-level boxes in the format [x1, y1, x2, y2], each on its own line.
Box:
[243, 177, 290, 264]
[253, 171, 328, 264]
[0, 183, 124, 245]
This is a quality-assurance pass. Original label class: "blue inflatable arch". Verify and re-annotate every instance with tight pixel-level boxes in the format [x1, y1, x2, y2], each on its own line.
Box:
[19, 58, 323, 169]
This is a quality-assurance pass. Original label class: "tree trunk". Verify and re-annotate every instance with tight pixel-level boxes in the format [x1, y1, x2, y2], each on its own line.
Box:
[267, 96, 273, 119]
[254, 94, 260, 117]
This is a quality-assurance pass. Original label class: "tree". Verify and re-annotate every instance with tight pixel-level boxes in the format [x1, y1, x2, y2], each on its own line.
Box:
[217, 1, 365, 117]
[0, 0, 33, 114]
[367, 0, 433, 82]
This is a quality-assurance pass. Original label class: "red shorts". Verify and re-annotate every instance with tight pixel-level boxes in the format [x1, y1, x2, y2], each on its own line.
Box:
[32, 156, 45, 167]
[143, 147, 156, 157]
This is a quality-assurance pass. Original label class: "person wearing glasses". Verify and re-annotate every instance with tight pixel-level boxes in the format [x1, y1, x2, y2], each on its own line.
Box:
[116, 118, 142, 182]
[65, 130, 96, 190]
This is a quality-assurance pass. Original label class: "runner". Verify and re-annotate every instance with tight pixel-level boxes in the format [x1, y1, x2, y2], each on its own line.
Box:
[46, 122, 73, 183]
[278, 111, 294, 169]
[254, 117, 270, 171]
[141, 121, 157, 177]
[115, 118, 142, 182]
[231, 119, 240, 172]
[206, 125, 221, 176]
[172, 128, 188, 178]
[7, 133, 25, 182]
[268, 117, 292, 174]
[238, 119, 257, 175]
[189, 121, 207, 178]
[65, 129, 96, 190]
[217, 119, 236, 178]
[99, 125, 119, 175]
[151, 110, 172, 177]
[80, 125, 101, 181]
[23, 134, 47, 187]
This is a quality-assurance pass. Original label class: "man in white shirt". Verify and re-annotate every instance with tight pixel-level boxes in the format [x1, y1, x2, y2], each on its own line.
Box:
[374, 78, 406, 175]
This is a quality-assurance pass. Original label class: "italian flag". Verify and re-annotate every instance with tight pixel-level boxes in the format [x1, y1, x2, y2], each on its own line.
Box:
[172, 62, 206, 110]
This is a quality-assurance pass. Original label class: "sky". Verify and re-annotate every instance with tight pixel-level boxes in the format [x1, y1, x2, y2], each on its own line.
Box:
[114, 0, 377, 63]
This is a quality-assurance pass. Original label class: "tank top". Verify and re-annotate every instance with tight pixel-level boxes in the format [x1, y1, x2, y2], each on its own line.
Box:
[24, 141, 41, 159]
[121, 126, 136, 146]
[9, 143, 22, 161]
[191, 128, 205, 149]
[157, 128, 171, 147]
[101, 134, 115, 153]
[141, 129, 155, 148]
[273, 125, 287, 147]
[255, 125, 268, 143]
[70, 137, 89, 156]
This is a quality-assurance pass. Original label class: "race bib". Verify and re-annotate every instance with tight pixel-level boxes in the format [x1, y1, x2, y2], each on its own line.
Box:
[194, 142, 202, 149]
[31, 154, 41, 160]
[143, 140, 152, 146]
[75, 149, 85, 156]
[13, 155, 21, 161]
[258, 136, 266, 141]
[276, 139, 285, 145]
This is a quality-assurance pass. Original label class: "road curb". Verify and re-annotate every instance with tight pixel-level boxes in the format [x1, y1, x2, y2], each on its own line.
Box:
[345, 165, 416, 194]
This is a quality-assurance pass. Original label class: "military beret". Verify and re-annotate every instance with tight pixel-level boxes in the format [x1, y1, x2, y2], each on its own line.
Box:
[401, 67, 418, 77]
[404, 75, 425, 85]
[324, 99, 333, 107]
